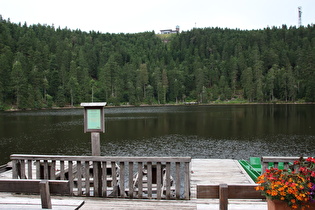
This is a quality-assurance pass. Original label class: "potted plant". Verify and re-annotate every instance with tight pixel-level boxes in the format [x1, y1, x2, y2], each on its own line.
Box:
[255, 157, 315, 210]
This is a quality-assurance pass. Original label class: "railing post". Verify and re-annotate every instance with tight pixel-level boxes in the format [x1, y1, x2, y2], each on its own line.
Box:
[175, 162, 180, 199]
[12, 160, 18, 179]
[128, 162, 134, 199]
[219, 183, 228, 210]
[184, 161, 190, 199]
[39, 180, 52, 209]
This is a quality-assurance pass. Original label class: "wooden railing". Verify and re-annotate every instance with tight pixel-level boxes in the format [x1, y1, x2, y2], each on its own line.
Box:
[10, 154, 191, 200]
[261, 156, 301, 174]
[197, 184, 264, 210]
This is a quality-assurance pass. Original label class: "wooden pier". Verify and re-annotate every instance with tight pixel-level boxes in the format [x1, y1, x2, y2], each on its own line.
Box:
[0, 158, 267, 209]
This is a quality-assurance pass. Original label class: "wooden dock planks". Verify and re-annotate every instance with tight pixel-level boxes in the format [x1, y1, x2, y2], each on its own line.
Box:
[190, 159, 254, 199]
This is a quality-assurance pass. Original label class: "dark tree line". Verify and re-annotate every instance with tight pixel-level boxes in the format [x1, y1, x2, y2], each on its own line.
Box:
[1, 16, 315, 110]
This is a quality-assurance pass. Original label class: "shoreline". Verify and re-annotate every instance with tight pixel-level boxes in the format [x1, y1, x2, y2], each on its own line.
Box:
[2, 101, 314, 112]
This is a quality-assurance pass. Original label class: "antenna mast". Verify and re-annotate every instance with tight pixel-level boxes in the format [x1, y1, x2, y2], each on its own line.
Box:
[298, 6, 302, 27]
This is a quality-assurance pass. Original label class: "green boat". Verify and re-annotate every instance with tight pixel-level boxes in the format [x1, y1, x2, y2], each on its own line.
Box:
[238, 157, 288, 182]
[238, 157, 262, 182]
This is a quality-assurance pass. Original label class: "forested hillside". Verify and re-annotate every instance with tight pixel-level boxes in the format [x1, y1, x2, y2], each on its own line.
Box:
[1, 16, 315, 110]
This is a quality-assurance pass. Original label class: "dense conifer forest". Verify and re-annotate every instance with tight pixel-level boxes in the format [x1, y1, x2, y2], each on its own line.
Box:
[0, 16, 315, 110]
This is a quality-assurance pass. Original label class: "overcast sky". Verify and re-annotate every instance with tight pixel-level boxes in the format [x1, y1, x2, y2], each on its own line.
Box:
[1, 0, 314, 34]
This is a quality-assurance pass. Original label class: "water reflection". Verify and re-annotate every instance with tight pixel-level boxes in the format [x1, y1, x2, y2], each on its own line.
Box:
[0, 105, 315, 165]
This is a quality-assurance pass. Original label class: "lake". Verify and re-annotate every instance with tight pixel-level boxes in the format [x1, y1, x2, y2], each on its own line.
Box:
[0, 104, 314, 165]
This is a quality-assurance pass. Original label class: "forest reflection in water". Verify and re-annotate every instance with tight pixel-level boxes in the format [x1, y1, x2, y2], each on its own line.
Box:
[0, 104, 314, 165]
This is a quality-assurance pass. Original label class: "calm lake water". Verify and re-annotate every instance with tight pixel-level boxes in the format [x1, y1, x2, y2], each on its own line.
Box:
[0, 104, 315, 165]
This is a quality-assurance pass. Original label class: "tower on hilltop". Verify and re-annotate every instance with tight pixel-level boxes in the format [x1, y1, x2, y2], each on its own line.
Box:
[298, 6, 302, 27]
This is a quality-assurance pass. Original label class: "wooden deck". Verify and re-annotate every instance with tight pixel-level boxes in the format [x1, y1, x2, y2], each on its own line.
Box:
[0, 159, 267, 209]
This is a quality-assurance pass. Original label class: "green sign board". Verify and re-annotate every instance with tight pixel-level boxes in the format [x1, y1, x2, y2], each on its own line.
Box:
[81, 102, 106, 133]
[87, 109, 101, 130]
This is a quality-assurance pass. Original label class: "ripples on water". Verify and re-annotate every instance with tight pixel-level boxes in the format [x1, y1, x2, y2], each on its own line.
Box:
[101, 134, 315, 160]
[1, 105, 315, 165]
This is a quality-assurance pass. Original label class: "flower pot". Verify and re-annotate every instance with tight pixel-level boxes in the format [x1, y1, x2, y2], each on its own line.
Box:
[267, 199, 315, 210]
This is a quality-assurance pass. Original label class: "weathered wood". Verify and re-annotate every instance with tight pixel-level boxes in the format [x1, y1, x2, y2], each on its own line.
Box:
[36, 160, 40, 179]
[156, 162, 162, 200]
[91, 132, 101, 156]
[68, 161, 74, 195]
[128, 162, 134, 199]
[10, 154, 191, 200]
[227, 185, 264, 199]
[93, 161, 99, 197]
[20, 160, 26, 179]
[184, 162, 190, 199]
[111, 161, 117, 197]
[50, 160, 56, 180]
[197, 185, 219, 198]
[12, 160, 17, 179]
[27, 160, 32, 179]
[138, 162, 143, 199]
[102, 161, 107, 197]
[119, 162, 125, 197]
[40, 180, 52, 209]
[60, 160, 65, 180]
[197, 184, 264, 199]
[197, 183, 265, 210]
[175, 162, 180, 199]
[77, 161, 82, 196]
[0, 179, 70, 209]
[43, 160, 49, 179]
[219, 184, 228, 210]
[261, 156, 301, 174]
[165, 162, 171, 199]
[11, 154, 191, 163]
[147, 162, 152, 199]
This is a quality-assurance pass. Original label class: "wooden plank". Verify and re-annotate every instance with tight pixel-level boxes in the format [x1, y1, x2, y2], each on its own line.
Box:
[91, 132, 101, 156]
[39, 180, 52, 209]
[137, 162, 143, 199]
[77, 161, 82, 196]
[102, 161, 107, 197]
[43, 160, 49, 179]
[20, 160, 26, 179]
[261, 156, 300, 162]
[93, 161, 99, 197]
[197, 185, 219, 199]
[0, 197, 84, 209]
[27, 160, 32, 179]
[68, 161, 74, 195]
[261, 156, 301, 173]
[165, 162, 171, 199]
[219, 184, 228, 210]
[119, 162, 125, 198]
[147, 162, 152, 199]
[184, 162, 190, 199]
[49, 180, 70, 195]
[0, 179, 69, 195]
[36, 160, 40, 179]
[128, 162, 134, 199]
[0, 179, 40, 193]
[12, 160, 17, 179]
[227, 184, 264, 199]
[175, 162, 180, 199]
[85, 161, 90, 196]
[197, 184, 264, 199]
[50, 160, 56, 180]
[10, 154, 191, 163]
[111, 161, 117, 197]
[60, 161, 65, 180]
[156, 162, 162, 200]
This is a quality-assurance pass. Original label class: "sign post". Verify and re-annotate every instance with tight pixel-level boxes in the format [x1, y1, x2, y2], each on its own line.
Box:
[80, 102, 106, 156]
[81, 102, 106, 197]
